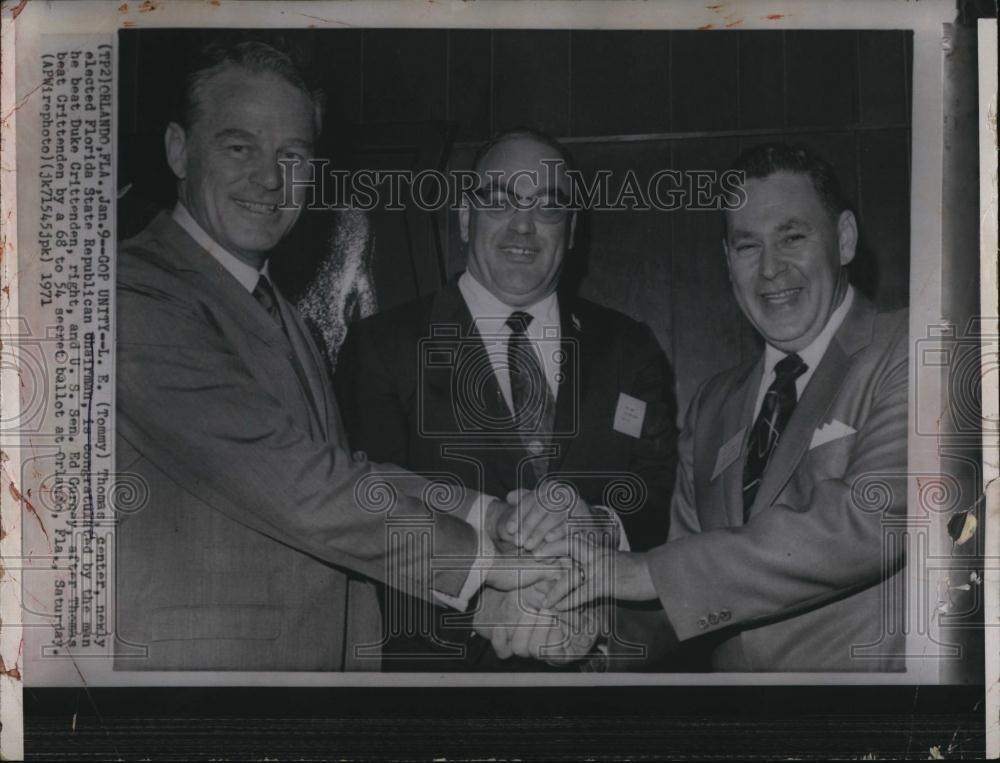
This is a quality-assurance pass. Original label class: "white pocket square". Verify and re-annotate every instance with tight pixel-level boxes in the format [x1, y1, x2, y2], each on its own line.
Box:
[810, 420, 857, 449]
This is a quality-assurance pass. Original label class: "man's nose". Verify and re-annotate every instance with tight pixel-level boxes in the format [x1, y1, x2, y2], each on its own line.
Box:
[249, 155, 283, 191]
[507, 207, 538, 234]
[758, 243, 786, 280]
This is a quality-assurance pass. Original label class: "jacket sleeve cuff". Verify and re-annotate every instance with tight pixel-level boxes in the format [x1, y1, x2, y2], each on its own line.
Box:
[645, 536, 706, 641]
[594, 505, 631, 551]
[432, 494, 499, 611]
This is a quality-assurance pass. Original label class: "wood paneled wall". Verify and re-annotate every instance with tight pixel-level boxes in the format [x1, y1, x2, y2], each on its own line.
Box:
[119, 28, 912, 416]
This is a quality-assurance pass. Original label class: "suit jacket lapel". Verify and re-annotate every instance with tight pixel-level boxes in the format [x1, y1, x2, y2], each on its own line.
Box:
[149, 213, 287, 351]
[149, 213, 327, 436]
[550, 298, 583, 471]
[296, 313, 342, 438]
[747, 294, 877, 519]
[425, 283, 512, 426]
[275, 289, 330, 438]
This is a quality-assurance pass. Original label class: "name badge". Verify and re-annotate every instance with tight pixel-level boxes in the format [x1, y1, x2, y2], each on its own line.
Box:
[712, 427, 746, 481]
[613, 393, 646, 439]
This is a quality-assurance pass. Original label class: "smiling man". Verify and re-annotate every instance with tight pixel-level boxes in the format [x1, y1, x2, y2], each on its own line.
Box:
[545, 143, 910, 672]
[335, 128, 678, 670]
[114, 42, 549, 672]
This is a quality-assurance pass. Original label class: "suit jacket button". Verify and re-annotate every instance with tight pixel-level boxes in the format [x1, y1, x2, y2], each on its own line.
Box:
[708, 612, 719, 625]
[697, 617, 708, 630]
[720, 609, 731, 622]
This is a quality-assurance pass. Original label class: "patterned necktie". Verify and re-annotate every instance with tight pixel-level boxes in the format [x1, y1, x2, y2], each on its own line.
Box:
[742, 353, 808, 522]
[505, 311, 548, 431]
[252, 274, 286, 335]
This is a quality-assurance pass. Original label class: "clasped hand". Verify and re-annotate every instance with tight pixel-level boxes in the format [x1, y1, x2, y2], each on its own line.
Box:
[475, 486, 617, 664]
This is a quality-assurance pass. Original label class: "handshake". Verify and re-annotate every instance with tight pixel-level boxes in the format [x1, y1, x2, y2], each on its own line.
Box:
[472, 485, 624, 666]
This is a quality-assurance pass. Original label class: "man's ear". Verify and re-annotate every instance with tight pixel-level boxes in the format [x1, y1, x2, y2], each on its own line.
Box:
[164, 122, 188, 181]
[459, 204, 470, 244]
[837, 210, 858, 266]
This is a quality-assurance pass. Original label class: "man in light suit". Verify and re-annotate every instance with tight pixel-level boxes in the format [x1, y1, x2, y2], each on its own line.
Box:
[545, 143, 908, 672]
[335, 128, 678, 670]
[114, 42, 559, 671]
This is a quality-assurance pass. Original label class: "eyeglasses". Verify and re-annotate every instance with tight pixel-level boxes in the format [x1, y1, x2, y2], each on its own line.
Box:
[470, 189, 574, 224]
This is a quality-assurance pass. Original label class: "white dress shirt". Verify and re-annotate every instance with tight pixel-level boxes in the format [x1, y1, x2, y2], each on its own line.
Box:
[753, 285, 855, 419]
[458, 271, 562, 412]
[456, 270, 631, 553]
[173, 203, 271, 292]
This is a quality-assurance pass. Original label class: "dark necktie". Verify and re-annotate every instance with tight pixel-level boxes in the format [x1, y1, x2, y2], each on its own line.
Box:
[505, 311, 548, 431]
[742, 353, 808, 522]
[253, 274, 286, 335]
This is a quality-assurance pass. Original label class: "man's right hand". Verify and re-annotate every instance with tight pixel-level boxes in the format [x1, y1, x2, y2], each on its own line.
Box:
[542, 535, 658, 610]
[489, 486, 609, 554]
[474, 585, 599, 664]
[482, 535, 570, 592]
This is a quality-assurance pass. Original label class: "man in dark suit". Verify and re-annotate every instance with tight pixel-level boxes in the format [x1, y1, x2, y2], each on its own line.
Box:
[115, 42, 557, 671]
[335, 128, 678, 669]
[546, 143, 908, 672]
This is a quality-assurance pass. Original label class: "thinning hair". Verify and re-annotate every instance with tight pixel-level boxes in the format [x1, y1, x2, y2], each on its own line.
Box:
[172, 40, 325, 135]
[472, 126, 576, 175]
[729, 142, 852, 218]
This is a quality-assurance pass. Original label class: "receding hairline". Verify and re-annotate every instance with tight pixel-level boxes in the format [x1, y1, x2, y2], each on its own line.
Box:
[185, 60, 322, 135]
[472, 128, 575, 175]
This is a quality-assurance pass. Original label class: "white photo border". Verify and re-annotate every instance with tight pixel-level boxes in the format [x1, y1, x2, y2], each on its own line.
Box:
[0, 2, 991, 745]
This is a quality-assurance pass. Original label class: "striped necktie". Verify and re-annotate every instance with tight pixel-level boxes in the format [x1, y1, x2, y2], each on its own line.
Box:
[742, 352, 808, 522]
[505, 311, 548, 431]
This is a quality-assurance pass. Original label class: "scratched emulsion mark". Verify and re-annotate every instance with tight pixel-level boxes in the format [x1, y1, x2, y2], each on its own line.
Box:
[699, 2, 743, 30]
[9, 0, 28, 21]
[0, 653, 21, 682]
[8, 479, 49, 544]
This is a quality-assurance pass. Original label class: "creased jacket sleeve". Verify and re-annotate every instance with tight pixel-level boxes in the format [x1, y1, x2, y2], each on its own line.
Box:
[647, 326, 908, 641]
[666, 377, 707, 542]
[117, 266, 479, 601]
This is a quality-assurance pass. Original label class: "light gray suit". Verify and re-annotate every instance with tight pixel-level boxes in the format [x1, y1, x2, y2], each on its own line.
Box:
[648, 294, 908, 671]
[115, 212, 479, 671]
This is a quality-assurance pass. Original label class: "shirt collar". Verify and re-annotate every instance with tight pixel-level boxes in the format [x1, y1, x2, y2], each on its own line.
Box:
[172, 203, 269, 293]
[762, 284, 855, 378]
[457, 271, 560, 335]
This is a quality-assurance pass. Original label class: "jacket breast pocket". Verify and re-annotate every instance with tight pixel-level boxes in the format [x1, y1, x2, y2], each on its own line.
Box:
[803, 432, 856, 482]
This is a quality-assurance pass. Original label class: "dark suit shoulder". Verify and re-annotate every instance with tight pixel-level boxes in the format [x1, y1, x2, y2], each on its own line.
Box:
[572, 298, 646, 332]
[346, 292, 436, 344]
[337, 293, 439, 395]
[569, 298, 663, 354]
